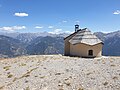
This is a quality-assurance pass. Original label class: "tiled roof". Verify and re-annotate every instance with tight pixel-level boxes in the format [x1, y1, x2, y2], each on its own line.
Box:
[69, 28, 103, 45]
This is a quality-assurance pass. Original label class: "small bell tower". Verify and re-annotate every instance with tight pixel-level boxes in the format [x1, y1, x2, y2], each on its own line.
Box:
[75, 24, 79, 32]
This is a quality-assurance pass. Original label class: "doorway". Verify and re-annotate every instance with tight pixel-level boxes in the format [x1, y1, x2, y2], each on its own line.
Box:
[88, 50, 93, 56]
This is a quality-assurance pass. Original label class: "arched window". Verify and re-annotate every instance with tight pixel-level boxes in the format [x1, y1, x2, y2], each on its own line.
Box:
[88, 50, 93, 56]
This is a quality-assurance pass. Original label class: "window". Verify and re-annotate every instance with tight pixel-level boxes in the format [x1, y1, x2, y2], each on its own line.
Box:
[88, 50, 93, 56]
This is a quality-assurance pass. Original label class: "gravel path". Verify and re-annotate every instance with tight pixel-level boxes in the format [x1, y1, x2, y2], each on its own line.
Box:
[0, 55, 120, 90]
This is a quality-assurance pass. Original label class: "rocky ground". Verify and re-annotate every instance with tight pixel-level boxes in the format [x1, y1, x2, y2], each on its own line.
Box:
[0, 55, 120, 90]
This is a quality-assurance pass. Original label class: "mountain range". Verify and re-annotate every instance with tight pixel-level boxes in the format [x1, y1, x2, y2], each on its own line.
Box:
[0, 35, 26, 58]
[94, 31, 120, 56]
[0, 31, 120, 58]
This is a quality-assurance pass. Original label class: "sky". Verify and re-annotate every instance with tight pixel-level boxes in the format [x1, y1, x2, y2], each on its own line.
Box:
[0, 0, 120, 34]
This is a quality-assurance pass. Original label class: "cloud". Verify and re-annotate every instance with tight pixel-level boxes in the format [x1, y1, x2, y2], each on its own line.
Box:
[49, 29, 62, 34]
[64, 31, 74, 34]
[48, 26, 54, 29]
[58, 20, 68, 24]
[49, 29, 73, 34]
[113, 10, 120, 15]
[14, 12, 29, 17]
[75, 20, 80, 24]
[0, 26, 26, 31]
[62, 20, 67, 23]
[35, 26, 43, 29]
[101, 31, 114, 34]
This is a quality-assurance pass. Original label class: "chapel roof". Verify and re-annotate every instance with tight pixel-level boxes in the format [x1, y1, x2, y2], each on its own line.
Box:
[69, 28, 103, 45]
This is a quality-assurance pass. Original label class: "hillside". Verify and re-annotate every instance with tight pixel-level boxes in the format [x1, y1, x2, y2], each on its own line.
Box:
[26, 36, 64, 55]
[0, 55, 120, 90]
[94, 31, 120, 56]
[0, 35, 26, 58]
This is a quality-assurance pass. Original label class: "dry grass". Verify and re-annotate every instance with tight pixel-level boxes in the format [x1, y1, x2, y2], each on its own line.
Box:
[7, 74, 13, 78]
[78, 88, 84, 90]
[110, 64, 116, 67]
[19, 63, 26, 66]
[113, 76, 118, 80]
[25, 86, 30, 90]
[12, 67, 38, 82]
[0, 86, 4, 90]
[3, 66, 11, 71]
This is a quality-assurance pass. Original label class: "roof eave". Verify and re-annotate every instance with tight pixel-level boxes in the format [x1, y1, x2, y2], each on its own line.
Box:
[64, 32, 76, 40]
[71, 42, 104, 46]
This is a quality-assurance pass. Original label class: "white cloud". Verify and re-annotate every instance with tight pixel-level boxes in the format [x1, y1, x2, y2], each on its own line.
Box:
[35, 26, 43, 29]
[14, 12, 29, 17]
[113, 10, 120, 15]
[75, 20, 80, 24]
[0, 26, 26, 31]
[101, 31, 114, 34]
[64, 31, 74, 34]
[49, 29, 62, 34]
[48, 26, 54, 29]
[58, 20, 68, 24]
[49, 29, 73, 34]
[62, 20, 67, 23]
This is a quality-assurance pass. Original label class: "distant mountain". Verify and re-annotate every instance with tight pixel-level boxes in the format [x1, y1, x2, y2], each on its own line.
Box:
[0, 32, 68, 38]
[94, 32, 106, 41]
[16, 33, 38, 45]
[0, 32, 20, 38]
[0, 32, 68, 44]
[94, 31, 120, 56]
[0, 32, 67, 58]
[26, 36, 64, 55]
[0, 35, 26, 57]
[0, 30, 120, 58]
